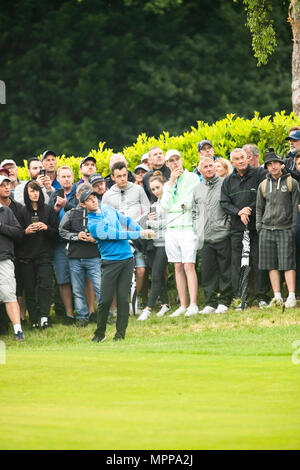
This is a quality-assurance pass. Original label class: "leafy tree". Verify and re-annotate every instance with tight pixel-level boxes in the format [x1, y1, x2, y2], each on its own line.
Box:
[236, 0, 300, 114]
[0, 0, 293, 162]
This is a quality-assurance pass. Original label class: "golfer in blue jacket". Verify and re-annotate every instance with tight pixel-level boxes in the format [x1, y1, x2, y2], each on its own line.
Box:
[80, 189, 154, 342]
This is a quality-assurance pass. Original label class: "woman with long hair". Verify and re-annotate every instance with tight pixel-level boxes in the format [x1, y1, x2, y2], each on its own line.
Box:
[137, 171, 170, 320]
[215, 158, 233, 178]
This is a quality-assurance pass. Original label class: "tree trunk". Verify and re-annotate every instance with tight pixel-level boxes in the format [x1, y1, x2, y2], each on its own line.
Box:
[289, 0, 300, 115]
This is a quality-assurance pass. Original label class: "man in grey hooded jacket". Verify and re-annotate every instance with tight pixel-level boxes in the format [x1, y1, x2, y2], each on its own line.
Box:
[193, 158, 232, 314]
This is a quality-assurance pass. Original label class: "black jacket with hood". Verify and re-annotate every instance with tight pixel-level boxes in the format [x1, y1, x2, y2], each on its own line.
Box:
[0, 204, 23, 261]
[17, 182, 58, 260]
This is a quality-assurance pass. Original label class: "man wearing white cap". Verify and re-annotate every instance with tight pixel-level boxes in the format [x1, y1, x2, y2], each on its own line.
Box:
[161, 149, 201, 317]
[0, 159, 21, 195]
[141, 153, 152, 170]
[0, 175, 25, 341]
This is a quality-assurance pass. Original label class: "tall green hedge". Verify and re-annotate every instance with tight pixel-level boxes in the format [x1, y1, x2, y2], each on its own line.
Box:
[17, 112, 300, 181]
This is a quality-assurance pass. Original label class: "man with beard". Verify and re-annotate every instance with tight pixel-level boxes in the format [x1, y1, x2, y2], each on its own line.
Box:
[14, 158, 54, 205]
[77, 156, 97, 186]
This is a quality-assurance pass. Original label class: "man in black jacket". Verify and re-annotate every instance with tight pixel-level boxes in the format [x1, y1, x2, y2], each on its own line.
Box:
[59, 187, 101, 327]
[143, 147, 171, 201]
[0, 175, 25, 329]
[220, 148, 269, 307]
[0, 175, 25, 340]
[283, 129, 300, 180]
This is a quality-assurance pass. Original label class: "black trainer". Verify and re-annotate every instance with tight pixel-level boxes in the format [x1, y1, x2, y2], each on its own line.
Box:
[113, 335, 124, 342]
[89, 313, 97, 323]
[77, 318, 88, 328]
[91, 334, 106, 343]
[64, 316, 75, 326]
[31, 322, 39, 330]
[15, 331, 25, 342]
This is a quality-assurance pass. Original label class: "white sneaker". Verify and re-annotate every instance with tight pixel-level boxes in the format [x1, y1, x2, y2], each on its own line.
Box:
[137, 308, 151, 321]
[169, 306, 187, 317]
[184, 304, 199, 317]
[235, 302, 248, 311]
[156, 304, 170, 317]
[284, 297, 297, 309]
[268, 297, 283, 308]
[215, 304, 228, 314]
[258, 300, 268, 309]
[200, 305, 216, 314]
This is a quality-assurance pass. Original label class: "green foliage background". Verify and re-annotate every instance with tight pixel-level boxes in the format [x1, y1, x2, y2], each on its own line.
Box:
[0, 0, 293, 164]
[15, 112, 300, 181]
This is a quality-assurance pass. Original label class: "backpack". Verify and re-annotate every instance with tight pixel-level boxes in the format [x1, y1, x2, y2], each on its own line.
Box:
[261, 175, 293, 198]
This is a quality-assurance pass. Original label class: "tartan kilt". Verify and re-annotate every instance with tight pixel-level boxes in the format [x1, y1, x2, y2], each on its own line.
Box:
[258, 228, 296, 271]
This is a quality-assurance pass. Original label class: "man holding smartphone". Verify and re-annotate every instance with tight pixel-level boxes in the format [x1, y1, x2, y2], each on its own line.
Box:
[14, 158, 54, 205]
[41, 150, 61, 190]
[161, 149, 201, 318]
[49, 166, 77, 322]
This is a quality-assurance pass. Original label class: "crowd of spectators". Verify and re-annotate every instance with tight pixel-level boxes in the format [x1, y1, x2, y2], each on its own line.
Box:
[1, 127, 300, 342]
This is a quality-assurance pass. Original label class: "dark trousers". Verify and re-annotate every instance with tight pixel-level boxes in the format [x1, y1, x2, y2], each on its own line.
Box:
[231, 230, 270, 299]
[200, 238, 232, 308]
[295, 215, 300, 293]
[0, 303, 9, 334]
[95, 257, 134, 339]
[19, 259, 53, 323]
[147, 246, 169, 308]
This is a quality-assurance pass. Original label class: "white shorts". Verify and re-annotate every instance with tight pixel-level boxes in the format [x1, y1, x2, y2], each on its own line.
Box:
[165, 230, 198, 264]
[0, 259, 17, 303]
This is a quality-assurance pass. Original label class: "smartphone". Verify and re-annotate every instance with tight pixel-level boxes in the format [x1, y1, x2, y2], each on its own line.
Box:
[40, 169, 46, 176]
[31, 215, 39, 224]
[56, 188, 65, 198]
[150, 206, 156, 214]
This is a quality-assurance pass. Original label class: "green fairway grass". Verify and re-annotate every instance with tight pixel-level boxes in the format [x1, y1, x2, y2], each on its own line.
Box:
[0, 308, 300, 450]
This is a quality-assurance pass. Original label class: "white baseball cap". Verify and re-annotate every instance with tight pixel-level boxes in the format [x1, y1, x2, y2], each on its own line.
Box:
[0, 159, 16, 167]
[141, 153, 149, 163]
[165, 149, 182, 161]
[0, 175, 11, 185]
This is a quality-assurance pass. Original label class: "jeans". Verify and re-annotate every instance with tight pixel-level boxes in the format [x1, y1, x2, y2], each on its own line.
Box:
[69, 257, 101, 320]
